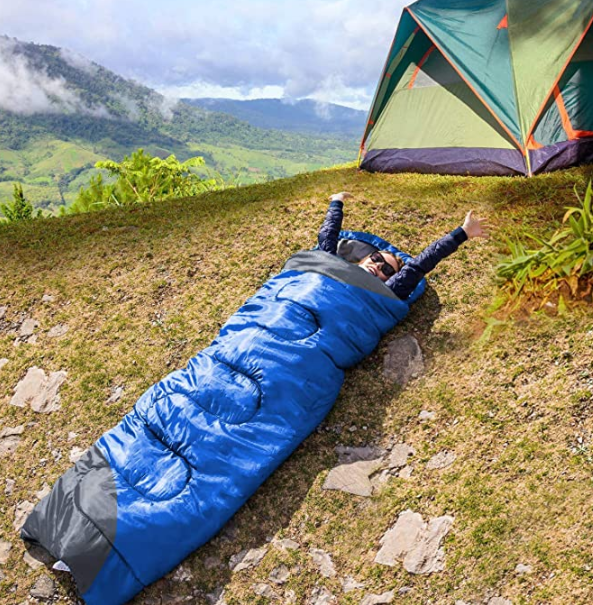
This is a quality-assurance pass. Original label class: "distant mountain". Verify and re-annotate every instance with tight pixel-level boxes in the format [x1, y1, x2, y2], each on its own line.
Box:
[0, 36, 357, 213]
[183, 98, 367, 138]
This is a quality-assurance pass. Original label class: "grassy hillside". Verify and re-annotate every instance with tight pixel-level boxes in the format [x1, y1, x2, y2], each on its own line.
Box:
[1, 166, 592, 604]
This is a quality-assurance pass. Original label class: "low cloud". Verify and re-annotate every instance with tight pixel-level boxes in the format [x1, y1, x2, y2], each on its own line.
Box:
[0, 37, 110, 117]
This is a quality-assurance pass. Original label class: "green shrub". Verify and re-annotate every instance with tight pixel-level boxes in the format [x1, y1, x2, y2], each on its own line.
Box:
[497, 181, 593, 302]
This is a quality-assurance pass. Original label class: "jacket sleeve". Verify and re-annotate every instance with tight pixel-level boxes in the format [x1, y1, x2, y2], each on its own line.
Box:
[386, 227, 468, 299]
[317, 201, 344, 255]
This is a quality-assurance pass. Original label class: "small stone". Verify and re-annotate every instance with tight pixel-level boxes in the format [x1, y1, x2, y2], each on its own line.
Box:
[27, 334, 38, 345]
[47, 324, 69, 338]
[309, 548, 336, 578]
[398, 587, 413, 595]
[10, 367, 67, 413]
[0, 358, 8, 370]
[399, 466, 413, 479]
[5, 478, 15, 495]
[41, 295, 54, 303]
[229, 546, 268, 572]
[19, 318, 39, 338]
[14, 500, 35, 531]
[0, 541, 12, 565]
[67, 432, 78, 442]
[418, 410, 436, 421]
[361, 591, 395, 605]
[0, 306, 6, 318]
[30, 574, 55, 600]
[273, 538, 300, 551]
[24, 543, 53, 570]
[171, 564, 192, 582]
[383, 335, 424, 386]
[426, 451, 457, 470]
[308, 587, 336, 605]
[35, 483, 51, 501]
[488, 599, 512, 605]
[284, 589, 297, 604]
[253, 583, 279, 599]
[348, 425, 358, 432]
[107, 385, 125, 403]
[335, 445, 384, 463]
[375, 510, 425, 566]
[269, 565, 290, 585]
[341, 577, 365, 593]
[515, 563, 533, 575]
[388, 444, 415, 469]
[69, 447, 86, 464]
[0, 425, 24, 458]
[204, 556, 222, 570]
[323, 458, 382, 497]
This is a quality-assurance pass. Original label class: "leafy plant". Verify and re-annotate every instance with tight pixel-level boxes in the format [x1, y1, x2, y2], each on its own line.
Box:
[0, 183, 41, 222]
[497, 181, 593, 303]
[66, 149, 223, 214]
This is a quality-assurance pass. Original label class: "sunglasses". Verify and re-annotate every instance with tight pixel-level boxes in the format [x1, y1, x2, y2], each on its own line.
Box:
[369, 251, 399, 278]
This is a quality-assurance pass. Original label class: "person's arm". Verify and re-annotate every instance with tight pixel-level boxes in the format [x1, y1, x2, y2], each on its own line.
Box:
[317, 192, 352, 255]
[386, 211, 489, 299]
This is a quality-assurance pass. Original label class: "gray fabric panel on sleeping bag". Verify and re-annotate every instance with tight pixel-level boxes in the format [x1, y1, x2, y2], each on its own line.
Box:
[283, 250, 399, 299]
[21, 444, 118, 594]
[336, 239, 379, 263]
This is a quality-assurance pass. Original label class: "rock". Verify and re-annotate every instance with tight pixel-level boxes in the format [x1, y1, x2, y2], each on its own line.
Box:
[388, 444, 415, 469]
[0, 306, 6, 319]
[41, 295, 54, 303]
[375, 510, 454, 575]
[426, 451, 457, 470]
[515, 563, 532, 575]
[418, 410, 436, 421]
[273, 538, 300, 551]
[10, 367, 67, 413]
[5, 478, 15, 495]
[335, 445, 384, 463]
[47, 324, 69, 338]
[205, 588, 226, 605]
[35, 483, 51, 500]
[0, 425, 24, 458]
[0, 358, 8, 370]
[309, 548, 336, 578]
[67, 432, 78, 442]
[30, 574, 55, 600]
[229, 546, 268, 572]
[204, 556, 222, 570]
[107, 385, 125, 403]
[171, 564, 192, 582]
[14, 500, 35, 531]
[0, 541, 12, 565]
[253, 583, 279, 599]
[269, 565, 290, 584]
[341, 577, 365, 592]
[398, 587, 413, 595]
[488, 599, 512, 605]
[323, 458, 382, 497]
[361, 591, 395, 605]
[399, 466, 413, 479]
[24, 543, 54, 570]
[19, 318, 39, 338]
[383, 335, 424, 386]
[284, 589, 297, 604]
[69, 447, 86, 464]
[308, 587, 336, 604]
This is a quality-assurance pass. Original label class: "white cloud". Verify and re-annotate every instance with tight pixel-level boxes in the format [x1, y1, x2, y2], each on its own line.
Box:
[0, 0, 410, 109]
[0, 36, 110, 117]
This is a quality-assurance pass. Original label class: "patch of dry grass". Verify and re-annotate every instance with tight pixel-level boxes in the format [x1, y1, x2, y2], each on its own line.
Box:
[1, 166, 592, 604]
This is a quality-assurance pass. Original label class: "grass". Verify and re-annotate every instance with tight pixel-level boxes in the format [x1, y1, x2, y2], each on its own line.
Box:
[0, 165, 593, 604]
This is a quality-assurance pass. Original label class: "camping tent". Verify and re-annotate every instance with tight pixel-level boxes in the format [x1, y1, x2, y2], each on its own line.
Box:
[360, 0, 593, 176]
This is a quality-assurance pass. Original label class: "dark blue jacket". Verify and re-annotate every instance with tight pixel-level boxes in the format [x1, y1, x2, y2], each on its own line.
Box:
[318, 200, 468, 300]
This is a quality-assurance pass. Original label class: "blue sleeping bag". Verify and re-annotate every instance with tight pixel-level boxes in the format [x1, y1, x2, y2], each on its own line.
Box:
[21, 231, 425, 604]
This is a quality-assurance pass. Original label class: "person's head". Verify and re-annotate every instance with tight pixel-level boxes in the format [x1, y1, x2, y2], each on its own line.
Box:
[358, 250, 403, 282]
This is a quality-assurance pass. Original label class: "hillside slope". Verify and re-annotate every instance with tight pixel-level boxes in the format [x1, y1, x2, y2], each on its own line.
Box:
[1, 167, 592, 604]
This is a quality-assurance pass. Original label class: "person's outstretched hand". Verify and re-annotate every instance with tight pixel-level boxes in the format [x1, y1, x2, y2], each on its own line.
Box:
[329, 191, 353, 202]
[462, 210, 490, 239]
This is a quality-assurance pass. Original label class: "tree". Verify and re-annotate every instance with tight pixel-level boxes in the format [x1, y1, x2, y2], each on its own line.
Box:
[0, 183, 40, 222]
[67, 148, 222, 214]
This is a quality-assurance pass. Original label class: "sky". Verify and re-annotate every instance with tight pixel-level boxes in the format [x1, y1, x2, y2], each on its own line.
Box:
[0, 0, 410, 110]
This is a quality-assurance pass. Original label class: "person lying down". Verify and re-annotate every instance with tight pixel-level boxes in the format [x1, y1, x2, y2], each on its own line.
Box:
[318, 191, 489, 299]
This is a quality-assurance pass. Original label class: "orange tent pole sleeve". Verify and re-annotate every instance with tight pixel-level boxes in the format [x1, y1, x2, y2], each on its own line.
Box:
[554, 85, 593, 139]
[406, 7, 524, 152]
[408, 45, 436, 88]
[524, 12, 593, 147]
